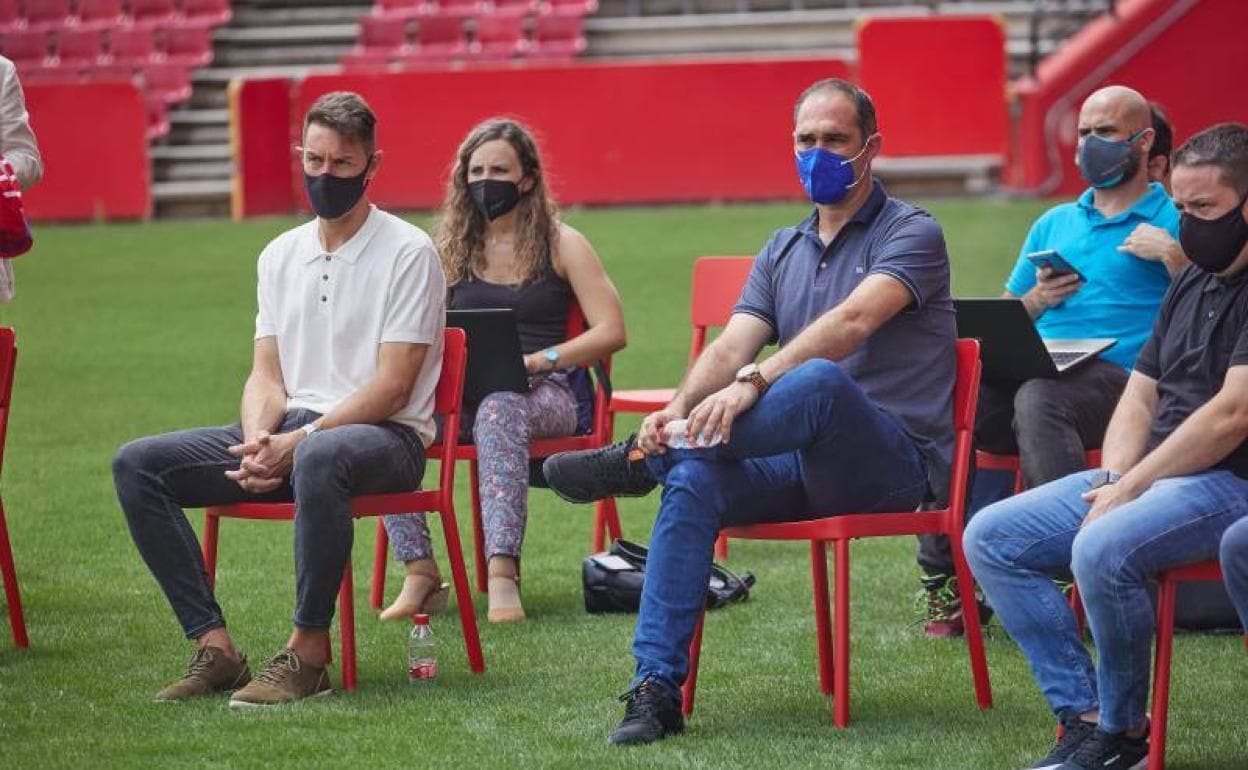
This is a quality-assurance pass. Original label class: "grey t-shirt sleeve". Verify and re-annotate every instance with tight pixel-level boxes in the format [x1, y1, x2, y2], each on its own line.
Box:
[867, 211, 949, 309]
[1133, 272, 1182, 379]
[733, 230, 789, 339]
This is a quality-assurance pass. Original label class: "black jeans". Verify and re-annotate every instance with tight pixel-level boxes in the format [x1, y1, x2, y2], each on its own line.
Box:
[112, 409, 426, 638]
[918, 359, 1129, 575]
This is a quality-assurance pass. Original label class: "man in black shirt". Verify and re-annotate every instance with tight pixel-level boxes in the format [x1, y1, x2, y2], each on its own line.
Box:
[964, 122, 1248, 770]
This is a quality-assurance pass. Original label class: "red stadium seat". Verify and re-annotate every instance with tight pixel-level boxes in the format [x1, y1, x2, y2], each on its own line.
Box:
[490, 0, 537, 17]
[540, 0, 597, 16]
[375, 0, 424, 19]
[129, 0, 178, 29]
[470, 14, 527, 60]
[144, 91, 170, 139]
[76, 0, 127, 31]
[54, 28, 106, 69]
[425, 0, 481, 18]
[108, 26, 157, 66]
[163, 24, 213, 68]
[0, 30, 51, 69]
[405, 14, 467, 62]
[143, 63, 191, 104]
[180, 0, 232, 26]
[24, 0, 72, 32]
[0, 0, 19, 33]
[530, 13, 584, 58]
[358, 15, 408, 53]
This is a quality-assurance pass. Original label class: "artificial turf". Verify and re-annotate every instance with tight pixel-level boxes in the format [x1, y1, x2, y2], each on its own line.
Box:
[0, 199, 1243, 768]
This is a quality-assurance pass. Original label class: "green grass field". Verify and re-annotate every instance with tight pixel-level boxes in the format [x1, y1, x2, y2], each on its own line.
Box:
[0, 200, 1243, 769]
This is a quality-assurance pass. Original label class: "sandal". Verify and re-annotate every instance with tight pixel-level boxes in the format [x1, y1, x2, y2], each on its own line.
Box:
[379, 571, 450, 621]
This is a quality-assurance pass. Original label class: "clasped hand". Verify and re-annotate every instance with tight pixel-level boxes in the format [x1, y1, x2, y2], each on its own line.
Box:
[225, 430, 302, 493]
[637, 381, 759, 455]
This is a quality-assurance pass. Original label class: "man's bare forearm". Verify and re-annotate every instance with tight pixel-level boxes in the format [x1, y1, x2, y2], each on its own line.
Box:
[669, 339, 754, 416]
[1100, 399, 1154, 475]
[240, 374, 286, 440]
[1122, 392, 1248, 491]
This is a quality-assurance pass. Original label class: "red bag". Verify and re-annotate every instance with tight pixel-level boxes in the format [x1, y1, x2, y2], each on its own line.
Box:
[0, 157, 32, 258]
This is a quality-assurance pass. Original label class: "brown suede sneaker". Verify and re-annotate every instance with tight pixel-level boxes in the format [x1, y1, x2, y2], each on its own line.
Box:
[154, 645, 251, 702]
[228, 649, 332, 709]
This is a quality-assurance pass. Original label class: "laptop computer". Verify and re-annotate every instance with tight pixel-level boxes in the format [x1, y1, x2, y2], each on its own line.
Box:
[446, 308, 530, 405]
[954, 298, 1117, 380]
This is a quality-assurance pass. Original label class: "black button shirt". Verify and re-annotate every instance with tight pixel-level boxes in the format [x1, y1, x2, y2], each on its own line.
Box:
[1135, 265, 1248, 478]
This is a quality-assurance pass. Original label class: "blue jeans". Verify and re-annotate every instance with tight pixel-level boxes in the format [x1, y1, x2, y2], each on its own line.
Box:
[1220, 516, 1248, 630]
[112, 409, 426, 637]
[964, 468, 1248, 732]
[632, 360, 929, 694]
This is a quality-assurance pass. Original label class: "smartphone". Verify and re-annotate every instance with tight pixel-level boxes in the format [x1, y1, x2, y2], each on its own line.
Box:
[1026, 249, 1086, 283]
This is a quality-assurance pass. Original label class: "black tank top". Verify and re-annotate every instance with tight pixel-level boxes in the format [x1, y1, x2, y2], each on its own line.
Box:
[449, 262, 572, 354]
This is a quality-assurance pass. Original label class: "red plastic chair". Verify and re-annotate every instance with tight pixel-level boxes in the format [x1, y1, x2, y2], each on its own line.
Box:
[55, 28, 106, 69]
[0, 0, 20, 33]
[490, 0, 538, 17]
[179, 0, 232, 26]
[975, 448, 1103, 496]
[0, 30, 51, 68]
[163, 24, 212, 68]
[425, 0, 481, 17]
[1149, 559, 1226, 770]
[358, 14, 408, 53]
[202, 329, 484, 691]
[404, 14, 467, 61]
[142, 63, 191, 104]
[540, 0, 597, 15]
[530, 13, 584, 58]
[599, 256, 753, 557]
[374, 0, 424, 19]
[681, 339, 991, 727]
[109, 26, 157, 66]
[0, 329, 27, 649]
[24, 0, 71, 32]
[128, 0, 177, 29]
[469, 14, 527, 59]
[76, 0, 126, 30]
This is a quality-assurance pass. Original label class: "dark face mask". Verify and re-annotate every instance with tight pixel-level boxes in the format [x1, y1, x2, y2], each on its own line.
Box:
[1077, 130, 1144, 189]
[469, 179, 521, 221]
[304, 159, 371, 220]
[1179, 193, 1248, 274]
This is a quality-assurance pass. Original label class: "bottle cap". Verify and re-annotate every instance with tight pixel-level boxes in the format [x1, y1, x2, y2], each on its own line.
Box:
[412, 613, 430, 625]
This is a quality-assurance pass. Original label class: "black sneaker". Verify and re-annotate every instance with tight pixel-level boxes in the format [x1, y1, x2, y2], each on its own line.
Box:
[1028, 715, 1098, 769]
[1057, 727, 1148, 770]
[543, 435, 657, 504]
[607, 678, 684, 746]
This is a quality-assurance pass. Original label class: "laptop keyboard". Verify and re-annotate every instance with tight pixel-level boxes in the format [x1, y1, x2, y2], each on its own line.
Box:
[1049, 351, 1085, 367]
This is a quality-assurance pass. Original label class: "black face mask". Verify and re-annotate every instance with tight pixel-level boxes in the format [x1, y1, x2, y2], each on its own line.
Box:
[304, 160, 371, 220]
[468, 179, 521, 221]
[1179, 193, 1248, 274]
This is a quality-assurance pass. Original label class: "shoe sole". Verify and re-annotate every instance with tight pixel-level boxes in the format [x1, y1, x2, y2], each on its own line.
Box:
[547, 484, 653, 506]
[228, 689, 333, 709]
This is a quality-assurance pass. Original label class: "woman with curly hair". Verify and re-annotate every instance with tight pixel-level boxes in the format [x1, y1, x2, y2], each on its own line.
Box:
[380, 118, 626, 623]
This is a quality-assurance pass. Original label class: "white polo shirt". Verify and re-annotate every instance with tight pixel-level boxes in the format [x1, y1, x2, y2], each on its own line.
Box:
[255, 205, 446, 446]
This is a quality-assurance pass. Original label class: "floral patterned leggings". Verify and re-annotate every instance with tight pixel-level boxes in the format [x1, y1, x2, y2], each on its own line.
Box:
[382, 372, 579, 562]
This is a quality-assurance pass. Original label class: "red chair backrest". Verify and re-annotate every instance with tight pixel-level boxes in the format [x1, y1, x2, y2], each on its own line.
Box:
[130, 0, 176, 20]
[110, 26, 156, 59]
[166, 25, 211, 55]
[434, 326, 468, 417]
[0, 0, 17, 25]
[58, 28, 105, 59]
[687, 255, 753, 365]
[78, 0, 125, 23]
[474, 14, 523, 44]
[947, 338, 982, 522]
[26, 0, 71, 26]
[534, 14, 580, 41]
[361, 15, 407, 47]
[1, 30, 49, 63]
[0, 328, 15, 477]
[417, 15, 464, 44]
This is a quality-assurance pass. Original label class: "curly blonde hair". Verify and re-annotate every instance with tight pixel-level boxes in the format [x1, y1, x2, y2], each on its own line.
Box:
[436, 118, 560, 286]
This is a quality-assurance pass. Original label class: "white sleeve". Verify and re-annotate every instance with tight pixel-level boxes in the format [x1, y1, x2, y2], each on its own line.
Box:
[381, 242, 445, 345]
[0, 59, 42, 190]
[254, 243, 277, 339]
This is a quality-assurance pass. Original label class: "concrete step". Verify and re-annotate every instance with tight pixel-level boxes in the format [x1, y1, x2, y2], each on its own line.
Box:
[232, 5, 369, 26]
[154, 158, 235, 182]
[215, 43, 354, 68]
[168, 108, 230, 144]
[214, 23, 360, 45]
[151, 142, 232, 162]
[152, 179, 232, 218]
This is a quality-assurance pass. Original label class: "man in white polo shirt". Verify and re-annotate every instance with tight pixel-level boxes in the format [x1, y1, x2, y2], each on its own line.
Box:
[112, 92, 446, 707]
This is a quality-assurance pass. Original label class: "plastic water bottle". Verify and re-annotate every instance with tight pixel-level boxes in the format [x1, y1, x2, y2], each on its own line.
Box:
[663, 418, 723, 449]
[407, 614, 437, 682]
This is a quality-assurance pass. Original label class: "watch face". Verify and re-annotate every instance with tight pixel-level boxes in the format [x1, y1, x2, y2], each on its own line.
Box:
[544, 349, 559, 362]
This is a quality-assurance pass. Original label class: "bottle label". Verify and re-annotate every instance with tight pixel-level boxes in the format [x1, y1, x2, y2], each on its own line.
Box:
[408, 659, 437, 681]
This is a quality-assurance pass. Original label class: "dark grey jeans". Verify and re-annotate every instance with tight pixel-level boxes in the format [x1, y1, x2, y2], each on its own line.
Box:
[918, 359, 1129, 575]
[112, 409, 426, 638]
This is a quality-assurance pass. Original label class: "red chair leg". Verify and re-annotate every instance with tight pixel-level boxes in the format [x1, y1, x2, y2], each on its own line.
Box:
[605, 497, 624, 541]
[1070, 582, 1087, 639]
[469, 461, 487, 593]
[202, 508, 220, 590]
[1148, 576, 1178, 770]
[714, 533, 729, 560]
[592, 497, 625, 552]
[0, 498, 29, 648]
[951, 537, 992, 709]
[832, 538, 851, 728]
[371, 520, 388, 610]
[440, 504, 485, 674]
[682, 609, 705, 716]
[1012, 468, 1025, 495]
[338, 559, 357, 691]
[810, 540, 833, 695]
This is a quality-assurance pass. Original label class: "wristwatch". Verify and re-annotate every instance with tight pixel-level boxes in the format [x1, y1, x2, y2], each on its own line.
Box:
[1088, 470, 1121, 490]
[735, 363, 769, 396]
[300, 421, 320, 438]
[542, 347, 560, 371]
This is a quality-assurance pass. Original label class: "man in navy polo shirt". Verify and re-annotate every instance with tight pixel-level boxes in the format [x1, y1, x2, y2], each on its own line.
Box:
[965, 122, 1248, 770]
[918, 86, 1185, 635]
[543, 78, 956, 745]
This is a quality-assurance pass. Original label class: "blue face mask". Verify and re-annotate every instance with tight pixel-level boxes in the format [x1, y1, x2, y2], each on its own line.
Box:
[1077, 130, 1144, 189]
[794, 137, 873, 205]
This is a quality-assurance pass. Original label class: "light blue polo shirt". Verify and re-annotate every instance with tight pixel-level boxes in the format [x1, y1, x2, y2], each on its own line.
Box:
[1005, 182, 1179, 370]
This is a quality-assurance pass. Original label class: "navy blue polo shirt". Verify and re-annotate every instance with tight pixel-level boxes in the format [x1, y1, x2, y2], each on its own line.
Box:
[1134, 265, 1248, 478]
[735, 180, 956, 495]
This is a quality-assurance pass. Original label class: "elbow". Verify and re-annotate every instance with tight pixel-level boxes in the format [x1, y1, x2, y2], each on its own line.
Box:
[380, 380, 415, 416]
[607, 322, 627, 354]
